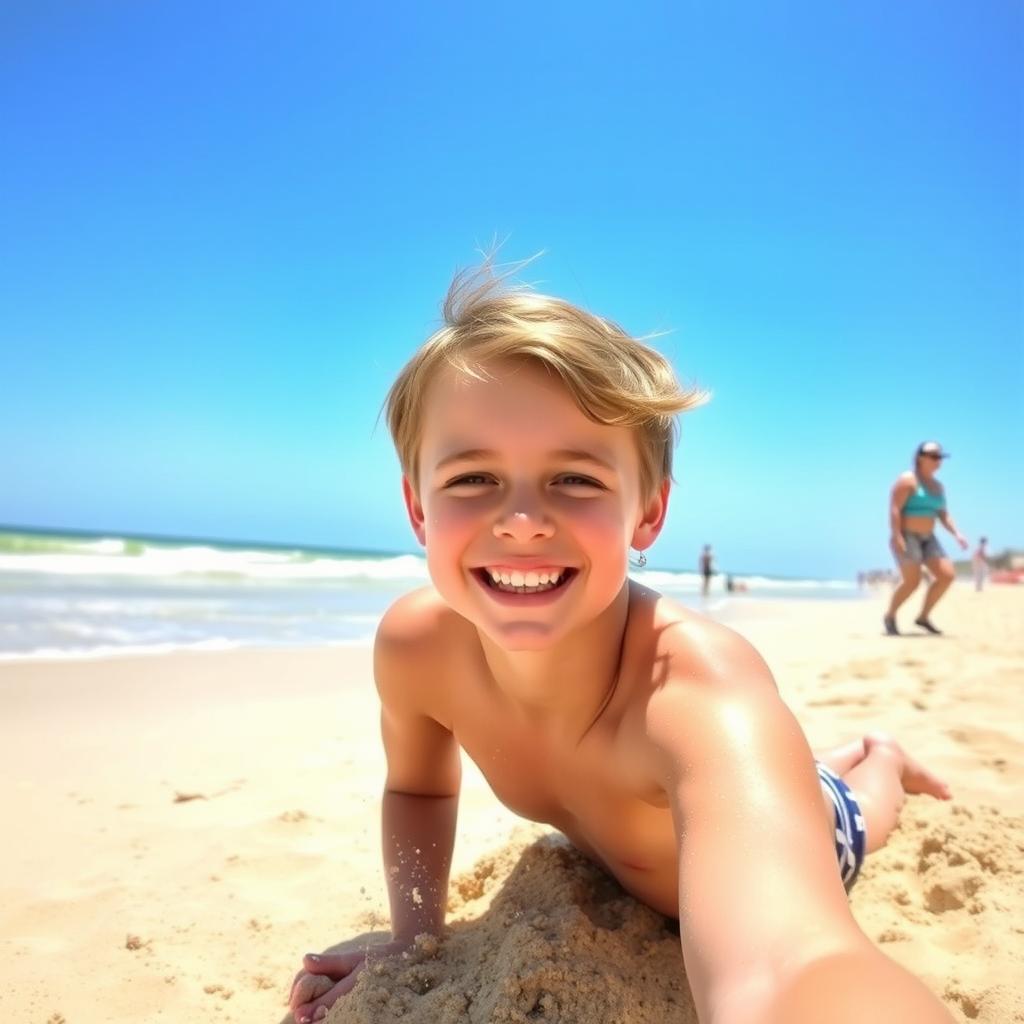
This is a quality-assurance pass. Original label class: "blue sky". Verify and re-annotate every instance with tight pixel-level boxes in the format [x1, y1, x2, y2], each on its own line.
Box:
[2, 2, 1021, 578]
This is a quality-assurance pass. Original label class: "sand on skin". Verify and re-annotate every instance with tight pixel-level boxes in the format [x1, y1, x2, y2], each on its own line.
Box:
[1, 586, 1022, 1023]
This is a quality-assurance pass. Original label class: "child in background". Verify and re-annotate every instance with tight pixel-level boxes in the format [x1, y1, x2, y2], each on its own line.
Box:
[290, 263, 954, 1024]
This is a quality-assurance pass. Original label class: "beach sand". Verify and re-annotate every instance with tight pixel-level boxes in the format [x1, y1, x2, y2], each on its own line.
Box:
[2, 585, 1022, 1022]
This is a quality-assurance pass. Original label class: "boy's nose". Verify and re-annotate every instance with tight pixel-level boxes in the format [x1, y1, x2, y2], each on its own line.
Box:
[493, 508, 555, 542]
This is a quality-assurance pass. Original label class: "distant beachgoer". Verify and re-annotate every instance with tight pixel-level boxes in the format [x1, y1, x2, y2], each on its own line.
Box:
[699, 544, 715, 596]
[973, 537, 990, 592]
[884, 441, 969, 636]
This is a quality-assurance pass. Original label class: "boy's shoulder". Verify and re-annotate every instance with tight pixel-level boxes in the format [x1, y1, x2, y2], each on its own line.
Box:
[373, 588, 476, 721]
[375, 586, 473, 656]
[622, 586, 786, 777]
[625, 584, 777, 709]
[374, 589, 480, 711]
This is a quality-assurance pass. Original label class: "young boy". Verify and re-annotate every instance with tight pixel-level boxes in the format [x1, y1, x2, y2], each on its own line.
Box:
[290, 266, 954, 1024]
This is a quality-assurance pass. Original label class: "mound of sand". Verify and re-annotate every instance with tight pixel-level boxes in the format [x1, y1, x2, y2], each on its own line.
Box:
[329, 826, 695, 1023]
[325, 802, 1023, 1024]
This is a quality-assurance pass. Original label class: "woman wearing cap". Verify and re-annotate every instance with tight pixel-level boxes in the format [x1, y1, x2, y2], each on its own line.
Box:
[884, 441, 969, 635]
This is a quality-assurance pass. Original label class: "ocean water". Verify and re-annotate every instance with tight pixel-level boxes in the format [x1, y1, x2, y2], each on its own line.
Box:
[0, 527, 860, 661]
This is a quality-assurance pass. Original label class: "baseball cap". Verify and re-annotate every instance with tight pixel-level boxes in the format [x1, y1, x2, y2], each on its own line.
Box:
[916, 441, 950, 459]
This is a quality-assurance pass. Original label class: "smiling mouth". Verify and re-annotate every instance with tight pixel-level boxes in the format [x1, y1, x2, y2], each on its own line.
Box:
[473, 567, 577, 595]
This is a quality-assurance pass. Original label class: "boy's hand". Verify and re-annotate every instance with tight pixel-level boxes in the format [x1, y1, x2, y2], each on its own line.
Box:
[288, 940, 411, 1022]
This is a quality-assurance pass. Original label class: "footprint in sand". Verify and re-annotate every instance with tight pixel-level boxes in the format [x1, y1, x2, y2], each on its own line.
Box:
[806, 694, 875, 708]
[848, 658, 887, 680]
[946, 727, 1023, 774]
[820, 659, 888, 682]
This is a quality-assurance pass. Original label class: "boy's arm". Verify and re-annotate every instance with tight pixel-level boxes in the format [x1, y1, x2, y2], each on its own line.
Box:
[379, 715, 460, 944]
[376, 600, 462, 943]
[645, 630, 953, 1024]
[290, 596, 461, 1022]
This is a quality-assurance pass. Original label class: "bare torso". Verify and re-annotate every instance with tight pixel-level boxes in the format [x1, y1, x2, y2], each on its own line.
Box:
[418, 588, 703, 917]
[905, 512, 937, 536]
[902, 513, 938, 536]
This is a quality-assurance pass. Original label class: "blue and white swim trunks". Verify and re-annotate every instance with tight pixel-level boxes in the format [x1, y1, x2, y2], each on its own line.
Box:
[816, 762, 867, 892]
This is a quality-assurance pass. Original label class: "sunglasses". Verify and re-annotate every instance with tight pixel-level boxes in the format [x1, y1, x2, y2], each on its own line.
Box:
[920, 452, 943, 460]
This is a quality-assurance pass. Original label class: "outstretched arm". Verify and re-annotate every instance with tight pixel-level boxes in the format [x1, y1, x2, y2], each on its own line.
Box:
[645, 630, 954, 1024]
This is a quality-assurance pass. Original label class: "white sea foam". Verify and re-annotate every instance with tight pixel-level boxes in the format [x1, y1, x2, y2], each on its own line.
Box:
[635, 569, 855, 592]
[0, 634, 378, 663]
[0, 637, 245, 662]
[0, 545, 430, 583]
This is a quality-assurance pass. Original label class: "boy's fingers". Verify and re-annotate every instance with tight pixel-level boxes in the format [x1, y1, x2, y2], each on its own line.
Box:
[338, 969, 366, 996]
[293, 972, 363, 1022]
[290, 972, 335, 1009]
[303, 951, 364, 976]
[287, 969, 306, 1004]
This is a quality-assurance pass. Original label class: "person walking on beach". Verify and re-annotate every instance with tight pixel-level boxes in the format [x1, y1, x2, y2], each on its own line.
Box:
[699, 543, 715, 596]
[973, 537, 991, 592]
[884, 441, 968, 636]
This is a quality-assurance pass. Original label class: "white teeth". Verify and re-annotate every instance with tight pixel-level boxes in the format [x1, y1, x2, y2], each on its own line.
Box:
[483, 568, 568, 591]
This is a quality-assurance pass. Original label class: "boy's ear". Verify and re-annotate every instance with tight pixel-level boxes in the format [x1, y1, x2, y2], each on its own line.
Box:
[632, 478, 670, 552]
[401, 476, 427, 546]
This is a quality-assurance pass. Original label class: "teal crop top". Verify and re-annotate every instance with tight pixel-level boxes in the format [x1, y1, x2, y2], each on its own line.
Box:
[902, 481, 946, 518]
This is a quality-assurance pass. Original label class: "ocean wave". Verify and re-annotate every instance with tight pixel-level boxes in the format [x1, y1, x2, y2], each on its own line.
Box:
[0, 535, 429, 584]
[0, 634, 377, 663]
[635, 569, 855, 592]
[1, 530, 854, 591]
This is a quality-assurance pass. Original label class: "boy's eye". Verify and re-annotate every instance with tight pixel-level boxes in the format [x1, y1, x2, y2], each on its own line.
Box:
[558, 475, 603, 488]
[445, 473, 494, 487]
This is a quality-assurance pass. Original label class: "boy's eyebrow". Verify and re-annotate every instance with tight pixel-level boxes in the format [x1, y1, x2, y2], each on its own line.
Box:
[435, 448, 495, 470]
[550, 448, 617, 472]
[434, 448, 617, 472]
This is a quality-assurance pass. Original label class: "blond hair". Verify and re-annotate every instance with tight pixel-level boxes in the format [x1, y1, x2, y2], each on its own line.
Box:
[385, 260, 708, 497]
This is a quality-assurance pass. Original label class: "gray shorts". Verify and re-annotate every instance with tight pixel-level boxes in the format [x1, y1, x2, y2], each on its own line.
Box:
[898, 530, 947, 565]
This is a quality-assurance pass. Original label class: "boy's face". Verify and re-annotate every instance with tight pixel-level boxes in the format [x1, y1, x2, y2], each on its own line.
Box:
[403, 359, 667, 650]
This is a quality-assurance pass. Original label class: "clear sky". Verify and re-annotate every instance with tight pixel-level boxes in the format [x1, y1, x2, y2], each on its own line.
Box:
[2, 2, 1021, 579]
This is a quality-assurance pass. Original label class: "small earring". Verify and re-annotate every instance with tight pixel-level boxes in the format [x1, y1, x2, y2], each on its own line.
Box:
[631, 551, 647, 569]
